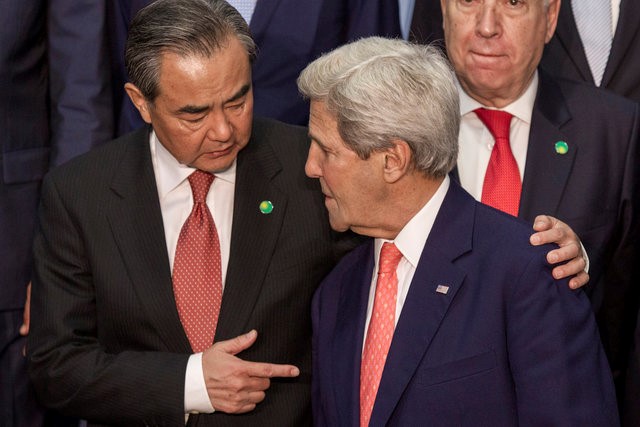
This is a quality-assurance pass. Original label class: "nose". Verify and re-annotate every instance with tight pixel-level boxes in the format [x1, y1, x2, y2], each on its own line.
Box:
[476, 3, 500, 38]
[305, 142, 322, 178]
[205, 110, 232, 142]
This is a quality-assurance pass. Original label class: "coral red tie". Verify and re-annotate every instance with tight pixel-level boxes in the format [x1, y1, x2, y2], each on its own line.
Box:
[360, 243, 403, 427]
[475, 108, 521, 216]
[173, 170, 222, 353]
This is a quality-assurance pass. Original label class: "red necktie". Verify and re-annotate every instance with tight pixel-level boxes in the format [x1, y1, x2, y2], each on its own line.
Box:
[475, 108, 521, 216]
[360, 243, 403, 427]
[173, 170, 223, 353]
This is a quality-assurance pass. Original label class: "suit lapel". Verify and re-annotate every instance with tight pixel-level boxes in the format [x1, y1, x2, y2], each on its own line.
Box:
[519, 72, 577, 222]
[602, 0, 640, 86]
[214, 130, 288, 341]
[107, 126, 192, 353]
[553, 2, 594, 84]
[331, 244, 375, 426]
[371, 183, 471, 426]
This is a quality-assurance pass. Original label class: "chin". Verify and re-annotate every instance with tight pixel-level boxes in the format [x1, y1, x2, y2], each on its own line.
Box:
[328, 219, 349, 233]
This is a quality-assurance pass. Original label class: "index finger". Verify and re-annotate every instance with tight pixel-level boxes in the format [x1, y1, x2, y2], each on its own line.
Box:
[243, 361, 300, 379]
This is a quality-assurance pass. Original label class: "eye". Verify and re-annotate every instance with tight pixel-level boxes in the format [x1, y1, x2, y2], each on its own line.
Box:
[226, 100, 246, 111]
[508, 0, 521, 6]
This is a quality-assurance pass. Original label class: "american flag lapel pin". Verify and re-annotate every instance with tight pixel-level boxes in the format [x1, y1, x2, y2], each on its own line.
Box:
[436, 285, 449, 295]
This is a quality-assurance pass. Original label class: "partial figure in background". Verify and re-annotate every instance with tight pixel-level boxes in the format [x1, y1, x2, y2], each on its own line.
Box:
[0, 1, 113, 426]
[107, 0, 401, 134]
[441, 0, 640, 420]
[540, 0, 640, 102]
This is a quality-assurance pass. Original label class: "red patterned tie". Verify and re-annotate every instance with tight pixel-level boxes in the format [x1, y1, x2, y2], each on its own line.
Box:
[475, 108, 521, 216]
[360, 243, 403, 427]
[173, 170, 222, 353]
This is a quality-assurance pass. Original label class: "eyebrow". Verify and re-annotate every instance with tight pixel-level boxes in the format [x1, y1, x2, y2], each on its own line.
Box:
[225, 83, 251, 104]
[175, 83, 252, 115]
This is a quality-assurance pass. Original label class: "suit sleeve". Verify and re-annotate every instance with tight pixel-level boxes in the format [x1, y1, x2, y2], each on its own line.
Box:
[27, 175, 187, 425]
[48, 0, 114, 166]
[506, 253, 619, 426]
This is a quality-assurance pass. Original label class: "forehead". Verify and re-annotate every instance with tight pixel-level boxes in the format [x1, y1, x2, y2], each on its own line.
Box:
[443, 0, 548, 13]
[309, 101, 341, 140]
[155, 38, 251, 100]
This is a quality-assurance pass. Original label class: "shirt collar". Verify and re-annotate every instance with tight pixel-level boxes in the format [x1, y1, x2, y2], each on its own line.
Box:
[150, 130, 236, 200]
[457, 70, 539, 124]
[375, 175, 450, 268]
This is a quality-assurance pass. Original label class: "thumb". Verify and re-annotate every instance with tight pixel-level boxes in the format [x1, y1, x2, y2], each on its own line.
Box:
[215, 329, 258, 355]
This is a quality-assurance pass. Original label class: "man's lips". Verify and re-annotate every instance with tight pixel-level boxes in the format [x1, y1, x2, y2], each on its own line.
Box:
[470, 50, 507, 61]
[204, 145, 234, 158]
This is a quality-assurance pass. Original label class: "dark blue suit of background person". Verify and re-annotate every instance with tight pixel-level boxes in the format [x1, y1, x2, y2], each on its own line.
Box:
[107, 0, 401, 134]
[0, 1, 113, 425]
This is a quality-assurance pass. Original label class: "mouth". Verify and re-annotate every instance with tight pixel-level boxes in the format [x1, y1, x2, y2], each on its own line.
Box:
[470, 50, 507, 62]
[204, 145, 234, 159]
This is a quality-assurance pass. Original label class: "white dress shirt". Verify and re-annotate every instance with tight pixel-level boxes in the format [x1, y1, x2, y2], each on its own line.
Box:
[150, 131, 235, 414]
[611, 0, 621, 35]
[456, 73, 589, 271]
[362, 176, 450, 347]
[457, 73, 538, 201]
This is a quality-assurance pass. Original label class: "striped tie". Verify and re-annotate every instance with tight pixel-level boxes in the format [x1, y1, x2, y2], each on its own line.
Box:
[228, 0, 257, 25]
[572, 0, 612, 86]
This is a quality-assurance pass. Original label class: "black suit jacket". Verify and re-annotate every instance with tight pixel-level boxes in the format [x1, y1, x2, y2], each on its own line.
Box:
[28, 118, 346, 426]
[518, 71, 639, 407]
[540, 0, 640, 103]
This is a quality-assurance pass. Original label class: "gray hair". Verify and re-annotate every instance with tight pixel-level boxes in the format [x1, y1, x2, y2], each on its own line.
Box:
[125, 0, 256, 101]
[297, 37, 459, 178]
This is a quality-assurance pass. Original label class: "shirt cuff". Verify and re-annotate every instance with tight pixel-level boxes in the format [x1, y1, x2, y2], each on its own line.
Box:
[580, 241, 590, 274]
[184, 353, 215, 414]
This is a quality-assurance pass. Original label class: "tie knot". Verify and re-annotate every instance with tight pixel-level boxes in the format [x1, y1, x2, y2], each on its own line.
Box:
[188, 170, 214, 203]
[378, 243, 403, 274]
[475, 108, 513, 142]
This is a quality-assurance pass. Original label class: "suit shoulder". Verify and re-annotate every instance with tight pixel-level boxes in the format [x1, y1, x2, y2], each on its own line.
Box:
[474, 202, 555, 263]
[251, 116, 310, 157]
[553, 75, 638, 115]
[46, 127, 148, 186]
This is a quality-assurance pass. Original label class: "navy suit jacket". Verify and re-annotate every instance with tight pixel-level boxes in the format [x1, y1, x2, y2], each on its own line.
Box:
[312, 182, 618, 426]
[108, 0, 401, 133]
[0, 0, 112, 312]
[540, 0, 640, 103]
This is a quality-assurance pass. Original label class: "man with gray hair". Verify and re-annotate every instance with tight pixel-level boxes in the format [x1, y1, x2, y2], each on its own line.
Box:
[27, 0, 345, 425]
[301, 37, 617, 426]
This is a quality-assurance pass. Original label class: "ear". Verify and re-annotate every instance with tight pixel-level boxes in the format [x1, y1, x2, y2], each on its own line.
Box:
[440, 0, 447, 31]
[544, 0, 561, 44]
[382, 139, 412, 184]
[124, 82, 153, 124]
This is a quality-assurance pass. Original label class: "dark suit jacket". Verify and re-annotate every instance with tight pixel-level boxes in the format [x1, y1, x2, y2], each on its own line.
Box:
[312, 181, 618, 426]
[0, 0, 113, 312]
[27, 118, 346, 426]
[408, 0, 444, 48]
[515, 71, 640, 403]
[108, 0, 401, 133]
[540, 0, 640, 103]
